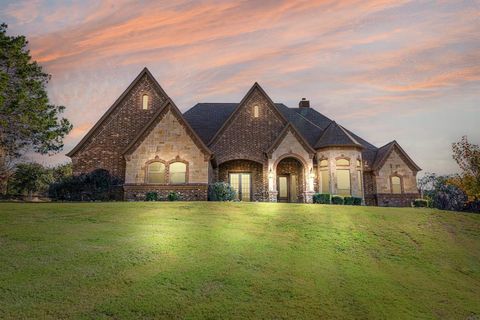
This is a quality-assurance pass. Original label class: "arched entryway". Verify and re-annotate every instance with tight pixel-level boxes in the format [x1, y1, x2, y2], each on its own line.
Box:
[218, 159, 265, 201]
[275, 157, 304, 203]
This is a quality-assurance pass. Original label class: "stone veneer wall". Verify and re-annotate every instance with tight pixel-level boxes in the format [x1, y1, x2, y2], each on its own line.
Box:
[124, 109, 209, 200]
[218, 160, 266, 201]
[124, 184, 208, 201]
[70, 74, 167, 180]
[375, 148, 419, 194]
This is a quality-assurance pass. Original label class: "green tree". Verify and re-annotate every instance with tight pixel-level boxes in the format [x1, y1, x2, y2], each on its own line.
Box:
[9, 162, 50, 200]
[452, 136, 480, 199]
[0, 23, 72, 194]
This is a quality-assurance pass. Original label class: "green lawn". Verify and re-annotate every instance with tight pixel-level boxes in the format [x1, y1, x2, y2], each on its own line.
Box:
[0, 202, 479, 319]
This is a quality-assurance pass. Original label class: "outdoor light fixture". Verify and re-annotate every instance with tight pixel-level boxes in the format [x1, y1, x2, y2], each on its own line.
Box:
[268, 169, 273, 179]
[309, 168, 314, 179]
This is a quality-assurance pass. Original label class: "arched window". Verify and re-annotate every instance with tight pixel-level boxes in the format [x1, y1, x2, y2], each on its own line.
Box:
[253, 105, 259, 118]
[147, 162, 165, 183]
[169, 162, 187, 184]
[319, 159, 329, 193]
[336, 158, 350, 166]
[142, 94, 149, 110]
[391, 176, 402, 194]
[356, 159, 361, 168]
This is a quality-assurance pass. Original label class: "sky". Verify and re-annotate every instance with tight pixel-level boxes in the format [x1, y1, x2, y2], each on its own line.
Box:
[1, 0, 479, 175]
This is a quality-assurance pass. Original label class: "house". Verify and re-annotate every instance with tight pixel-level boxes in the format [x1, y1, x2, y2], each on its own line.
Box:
[67, 68, 421, 206]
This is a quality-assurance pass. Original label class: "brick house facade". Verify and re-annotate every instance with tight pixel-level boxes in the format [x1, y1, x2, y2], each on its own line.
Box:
[67, 68, 421, 206]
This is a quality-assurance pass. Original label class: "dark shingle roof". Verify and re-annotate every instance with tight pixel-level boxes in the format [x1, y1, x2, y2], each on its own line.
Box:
[314, 121, 363, 149]
[182, 102, 384, 167]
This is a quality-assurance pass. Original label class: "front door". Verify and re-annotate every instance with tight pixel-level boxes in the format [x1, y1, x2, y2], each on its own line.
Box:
[277, 175, 289, 202]
[229, 173, 251, 201]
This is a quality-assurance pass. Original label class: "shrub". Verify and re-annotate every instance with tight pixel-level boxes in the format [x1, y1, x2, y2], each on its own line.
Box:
[464, 199, 480, 213]
[208, 182, 236, 201]
[353, 197, 362, 205]
[412, 199, 429, 208]
[48, 169, 121, 201]
[145, 192, 158, 201]
[331, 196, 344, 205]
[420, 173, 467, 211]
[344, 196, 354, 205]
[313, 193, 331, 204]
[167, 191, 180, 201]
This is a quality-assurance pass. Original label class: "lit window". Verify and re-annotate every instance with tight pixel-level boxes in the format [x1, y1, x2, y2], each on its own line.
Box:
[336, 169, 351, 195]
[321, 170, 330, 193]
[392, 176, 402, 194]
[336, 159, 350, 166]
[357, 170, 362, 192]
[142, 94, 149, 110]
[357, 160, 361, 168]
[253, 105, 259, 118]
[169, 162, 187, 184]
[147, 162, 165, 183]
[319, 159, 328, 167]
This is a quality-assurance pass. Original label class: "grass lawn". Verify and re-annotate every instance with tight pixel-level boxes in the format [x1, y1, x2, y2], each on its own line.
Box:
[0, 202, 479, 319]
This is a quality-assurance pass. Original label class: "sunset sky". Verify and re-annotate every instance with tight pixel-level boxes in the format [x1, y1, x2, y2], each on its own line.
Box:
[1, 0, 479, 175]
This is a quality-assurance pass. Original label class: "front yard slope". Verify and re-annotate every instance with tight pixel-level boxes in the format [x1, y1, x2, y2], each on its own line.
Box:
[0, 202, 479, 319]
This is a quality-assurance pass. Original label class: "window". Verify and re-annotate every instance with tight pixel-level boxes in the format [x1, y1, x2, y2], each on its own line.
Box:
[391, 176, 402, 194]
[253, 105, 259, 118]
[142, 94, 149, 110]
[319, 159, 329, 193]
[336, 169, 351, 195]
[356, 159, 361, 168]
[169, 162, 187, 184]
[147, 162, 165, 183]
[336, 158, 350, 166]
[357, 170, 362, 192]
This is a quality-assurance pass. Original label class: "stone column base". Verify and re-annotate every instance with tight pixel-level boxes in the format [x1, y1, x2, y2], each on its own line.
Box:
[268, 191, 278, 202]
[303, 191, 315, 203]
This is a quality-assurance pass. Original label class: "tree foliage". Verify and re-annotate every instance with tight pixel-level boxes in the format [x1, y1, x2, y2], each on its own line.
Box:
[419, 173, 467, 211]
[452, 136, 480, 199]
[9, 162, 50, 199]
[0, 23, 72, 193]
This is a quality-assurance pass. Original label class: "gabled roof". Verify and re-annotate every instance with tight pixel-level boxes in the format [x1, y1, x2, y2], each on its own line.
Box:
[372, 140, 421, 172]
[66, 67, 169, 157]
[123, 99, 211, 157]
[266, 123, 316, 157]
[314, 121, 363, 149]
[207, 82, 289, 146]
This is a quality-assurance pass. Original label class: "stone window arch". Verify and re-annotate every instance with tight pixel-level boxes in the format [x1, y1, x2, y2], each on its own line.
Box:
[145, 159, 166, 183]
[336, 158, 350, 166]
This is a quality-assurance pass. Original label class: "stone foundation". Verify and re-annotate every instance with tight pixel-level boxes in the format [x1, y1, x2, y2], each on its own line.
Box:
[124, 184, 208, 201]
[376, 193, 419, 207]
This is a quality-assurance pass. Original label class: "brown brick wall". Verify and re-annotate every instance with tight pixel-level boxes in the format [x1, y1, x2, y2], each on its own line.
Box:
[211, 88, 286, 165]
[70, 74, 167, 181]
[218, 160, 266, 201]
[124, 184, 208, 201]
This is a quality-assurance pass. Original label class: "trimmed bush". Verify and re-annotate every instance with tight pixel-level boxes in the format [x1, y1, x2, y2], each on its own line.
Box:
[313, 193, 331, 204]
[344, 196, 355, 205]
[208, 182, 236, 201]
[412, 199, 428, 208]
[145, 192, 158, 201]
[167, 192, 180, 201]
[353, 197, 362, 205]
[331, 196, 344, 205]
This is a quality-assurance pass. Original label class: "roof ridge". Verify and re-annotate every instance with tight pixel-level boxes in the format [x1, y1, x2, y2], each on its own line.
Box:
[338, 124, 361, 145]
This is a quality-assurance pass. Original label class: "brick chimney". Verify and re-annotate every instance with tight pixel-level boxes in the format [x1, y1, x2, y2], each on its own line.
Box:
[299, 98, 310, 108]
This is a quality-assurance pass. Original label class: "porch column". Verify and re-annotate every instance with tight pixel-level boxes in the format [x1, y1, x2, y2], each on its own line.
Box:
[304, 158, 315, 203]
[267, 158, 277, 202]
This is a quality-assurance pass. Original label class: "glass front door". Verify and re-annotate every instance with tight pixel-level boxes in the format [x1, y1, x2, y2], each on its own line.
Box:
[229, 173, 251, 201]
[277, 175, 289, 202]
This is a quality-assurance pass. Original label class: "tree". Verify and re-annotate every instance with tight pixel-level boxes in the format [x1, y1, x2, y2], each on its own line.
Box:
[0, 23, 72, 194]
[419, 173, 467, 211]
[9, 162, 50, 200]
[452, 136, 480, 199]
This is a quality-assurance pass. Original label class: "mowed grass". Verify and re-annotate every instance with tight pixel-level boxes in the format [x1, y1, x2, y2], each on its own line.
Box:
[0, 202, 479, 319]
